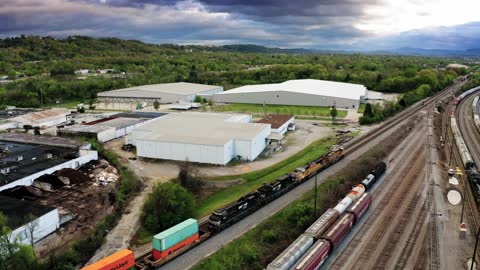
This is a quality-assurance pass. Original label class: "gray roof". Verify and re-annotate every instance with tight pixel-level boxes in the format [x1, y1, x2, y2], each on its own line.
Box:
[98, 82, 222, 98]
[133, 112, 270, 146]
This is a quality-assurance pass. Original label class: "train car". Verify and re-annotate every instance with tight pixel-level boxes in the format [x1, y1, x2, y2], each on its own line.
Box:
[208, 191, 262, 232]
[293, 146, 344, 181]
[258, 175, 297, 203]
[361, 174, 375, 190]
[371, 162, 386, 180]
[321, 213, 355, 250]
[290, 240, 331, 270]
[345, 184, 365, 202]
[304, 208, 340, 239]
[151, 219, 199, 261]
[267, 234, 314, 270]
[346, 193, 372, 223]
[333, 197, 353, 215]
[451, 118, 475, 169]
[82, 249, 136, 270]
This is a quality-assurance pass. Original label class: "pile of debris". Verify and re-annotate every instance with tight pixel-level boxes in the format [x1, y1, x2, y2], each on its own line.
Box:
[88, 160, 119, 187]
[336, 130, 354, 144]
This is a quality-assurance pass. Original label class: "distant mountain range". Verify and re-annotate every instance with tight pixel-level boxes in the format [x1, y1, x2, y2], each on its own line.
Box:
[180, 43, 480, 57]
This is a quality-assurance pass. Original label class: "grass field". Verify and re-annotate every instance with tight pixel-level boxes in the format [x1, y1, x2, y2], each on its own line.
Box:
[195, 136, 337, 217]
[48, 100, 82, 109]
[357, 103, 366, 114]
[213, 103, 347, 118]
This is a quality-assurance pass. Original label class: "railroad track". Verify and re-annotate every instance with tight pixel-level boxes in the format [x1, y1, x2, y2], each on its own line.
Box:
[426, 106, 440, 270]
[351, 146, 426, 269]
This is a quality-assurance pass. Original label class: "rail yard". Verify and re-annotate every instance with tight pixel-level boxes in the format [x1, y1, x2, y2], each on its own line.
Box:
[78, 74, 480, 270]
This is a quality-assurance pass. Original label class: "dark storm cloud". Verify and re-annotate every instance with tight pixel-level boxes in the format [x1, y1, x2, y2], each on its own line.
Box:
[0, 0, 478, 50]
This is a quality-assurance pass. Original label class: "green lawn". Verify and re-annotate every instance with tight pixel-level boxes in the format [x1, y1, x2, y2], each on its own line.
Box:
[195, 136, 337, 217]
[357, 103, 366, 114]
[48, 100, 82, 109]
[213, 103, 347, 118]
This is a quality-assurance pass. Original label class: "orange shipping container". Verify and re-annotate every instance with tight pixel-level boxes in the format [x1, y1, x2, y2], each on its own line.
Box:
[153, 233, 199, 261]
[81, 249, 135, 270]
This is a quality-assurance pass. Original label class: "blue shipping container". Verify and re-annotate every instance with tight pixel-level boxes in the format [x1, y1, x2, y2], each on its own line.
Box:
[153, 219, 199, 251]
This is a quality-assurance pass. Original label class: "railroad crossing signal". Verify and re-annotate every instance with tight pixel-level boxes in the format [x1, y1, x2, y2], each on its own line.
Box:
[461, 222, 468, 232]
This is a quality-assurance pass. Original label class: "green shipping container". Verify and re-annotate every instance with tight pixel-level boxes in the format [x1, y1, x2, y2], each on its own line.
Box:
[153, 219, 198, 251]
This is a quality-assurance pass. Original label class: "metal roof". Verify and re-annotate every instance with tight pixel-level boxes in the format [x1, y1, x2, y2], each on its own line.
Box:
[217, 79, 367, 100]
[98, 82, 222, 98]
[0, 195, 56, 229]
[134, 112, 270, 146]
[11, 109, 70, 124]
[257, 114, 294, 129]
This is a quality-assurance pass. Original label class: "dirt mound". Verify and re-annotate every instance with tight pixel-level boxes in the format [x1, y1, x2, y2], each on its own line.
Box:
[0, 185, 46, 200]
[35, 174, 65, 190]
[56, 168, 91, 185]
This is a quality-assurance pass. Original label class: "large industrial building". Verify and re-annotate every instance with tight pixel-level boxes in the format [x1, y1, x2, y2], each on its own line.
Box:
[0, 133, 98, 192]
[97, 82, 223, 104]
[128, 112, 271, 165]
[214, 79, 367, 109]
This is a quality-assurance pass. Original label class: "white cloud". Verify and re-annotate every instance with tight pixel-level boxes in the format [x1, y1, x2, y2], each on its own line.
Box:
[357, 0, 480, 35]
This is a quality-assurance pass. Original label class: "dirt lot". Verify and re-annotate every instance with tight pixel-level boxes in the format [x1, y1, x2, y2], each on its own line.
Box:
[105, 119, 372, 181]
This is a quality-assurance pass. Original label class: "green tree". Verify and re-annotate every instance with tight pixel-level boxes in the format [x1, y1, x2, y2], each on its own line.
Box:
[363, 103, 374, 118]
[0, 212, 38, 270]
[141, 182, 196, 233]
[330, 106, 338, 124]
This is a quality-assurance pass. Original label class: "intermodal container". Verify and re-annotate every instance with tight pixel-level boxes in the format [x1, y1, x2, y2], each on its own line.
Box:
[345, 184, 365, 202]
[333, 197, 353, 214]
[153, 218, 198, 251]
[304, 208, 340, 239]
[81, 249, 135, 270]
[290, 240, 331, 270]
[346, 192, 372, 223]
[267, 234, 314, 270]
[321, 213, 354, 249]
[152, 233, 199, 261]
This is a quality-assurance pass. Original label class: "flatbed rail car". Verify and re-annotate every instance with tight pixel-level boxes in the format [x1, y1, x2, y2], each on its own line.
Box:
[103, 145, 345, 269]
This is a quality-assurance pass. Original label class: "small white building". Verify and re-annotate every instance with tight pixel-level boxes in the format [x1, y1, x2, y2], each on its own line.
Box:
[128, 112, 271, 165]
[256, 114, 295, 135]
[0, 196, 60, 245]
[10, 109, 71, 128]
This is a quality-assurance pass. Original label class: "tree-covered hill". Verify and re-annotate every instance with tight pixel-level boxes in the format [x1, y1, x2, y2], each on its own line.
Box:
[0, 35, 471, 108]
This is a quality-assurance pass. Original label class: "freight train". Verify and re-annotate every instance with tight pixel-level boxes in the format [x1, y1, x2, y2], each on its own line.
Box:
[451, 87, 480, 208]
[82, 145, 346, 270]
[266, 162, 386, 270]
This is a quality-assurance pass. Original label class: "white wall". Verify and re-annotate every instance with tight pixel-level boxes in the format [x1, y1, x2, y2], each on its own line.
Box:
[136, 139, 227, 165]
[271, 117, 294, 135]
[10, 209, 60, 245]
[97, 128, 116, 142]
[250, 126, 271, 160]
[0, 150, 98, 192]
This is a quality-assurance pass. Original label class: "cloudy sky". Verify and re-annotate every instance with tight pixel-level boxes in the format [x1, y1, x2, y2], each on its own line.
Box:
[1, 0, 480, 50]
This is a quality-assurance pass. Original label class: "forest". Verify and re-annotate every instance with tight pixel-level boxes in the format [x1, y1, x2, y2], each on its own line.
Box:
[0, 35, 471, 109]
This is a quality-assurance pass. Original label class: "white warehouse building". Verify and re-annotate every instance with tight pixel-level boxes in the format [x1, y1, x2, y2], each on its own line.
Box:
[128, 112, 271, 165]
[97, 82, 223, 104]
[214, 79, 368, 109]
